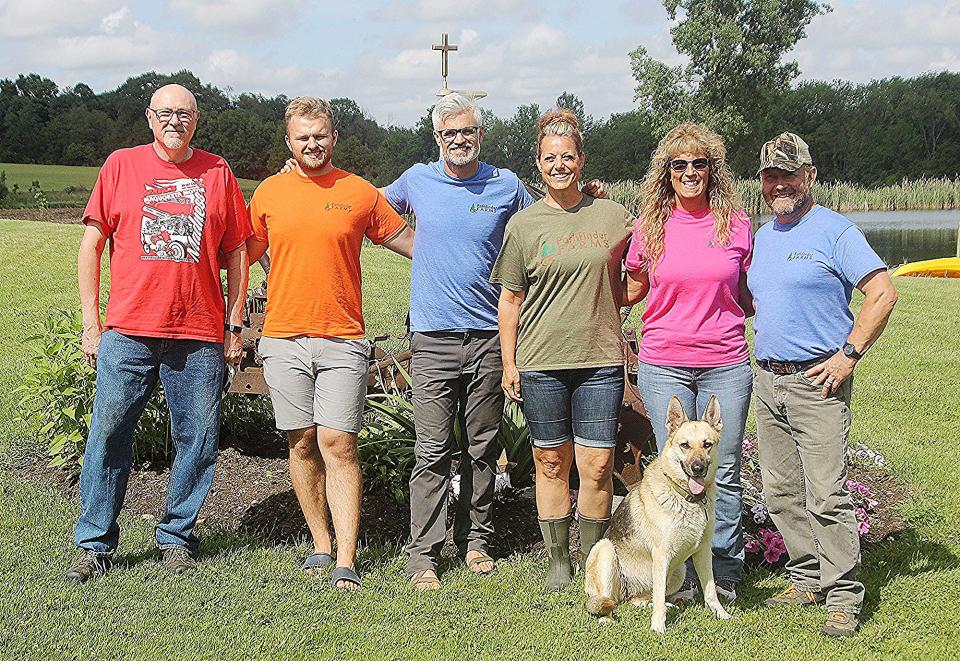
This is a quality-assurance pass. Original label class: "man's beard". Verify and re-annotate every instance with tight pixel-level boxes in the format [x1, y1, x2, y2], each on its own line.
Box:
[161, 130, 187, 150]
[297, 148, 331, 171]
[770, 189, 810, 216]
[443, 141, 479, 167]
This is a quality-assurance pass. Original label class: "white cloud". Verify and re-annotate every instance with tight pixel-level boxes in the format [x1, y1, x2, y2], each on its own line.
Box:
[0, 0, 124, 39]
[200, 48, 343, 94]
[166, 0, 305, 33]
[796, 1, 960, 83]
[378, 0, 541, 22]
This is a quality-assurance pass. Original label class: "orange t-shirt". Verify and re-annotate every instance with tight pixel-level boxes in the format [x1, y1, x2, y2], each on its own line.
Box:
[249, 168, 406, 338]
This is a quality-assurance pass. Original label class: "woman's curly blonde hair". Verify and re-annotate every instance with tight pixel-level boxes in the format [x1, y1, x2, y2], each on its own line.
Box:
[637, 122, 742, 272]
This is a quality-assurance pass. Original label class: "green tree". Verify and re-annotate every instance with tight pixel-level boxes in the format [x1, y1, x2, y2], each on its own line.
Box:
[630, 0, 830, 141]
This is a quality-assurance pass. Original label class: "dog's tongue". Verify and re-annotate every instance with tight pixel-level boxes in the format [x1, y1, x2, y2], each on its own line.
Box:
[688, 476, 706, 495]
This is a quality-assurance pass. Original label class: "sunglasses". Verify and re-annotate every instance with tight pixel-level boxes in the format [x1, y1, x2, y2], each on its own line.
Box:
[669, 158, 710, 172]
[436, 126, 480, 142]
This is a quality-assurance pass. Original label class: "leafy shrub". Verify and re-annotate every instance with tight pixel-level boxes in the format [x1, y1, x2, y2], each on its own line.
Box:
[0, 170, 8, 202]
[17, 310, 171, 471]
[17, 309, 276, 472]
[359, 361, 536, 503]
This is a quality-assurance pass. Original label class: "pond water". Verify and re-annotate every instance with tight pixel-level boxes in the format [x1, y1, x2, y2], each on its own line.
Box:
[753, 209, 960, 266]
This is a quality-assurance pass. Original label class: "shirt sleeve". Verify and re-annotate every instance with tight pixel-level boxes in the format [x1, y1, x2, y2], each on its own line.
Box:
[489, 222, 528, 291]
[82, 152, 120, 236]
[248, 185, 269, 246]
[382, 169, 411, 214]
[516, 179, 534, 212]
[833, 225, 886, 288]
[219, 170, 253, 253]
[366, 189, 408, 245]
[623, 219, 647, 273]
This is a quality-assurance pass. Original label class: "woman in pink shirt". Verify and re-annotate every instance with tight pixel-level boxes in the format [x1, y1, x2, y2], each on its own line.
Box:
[624, 122, 753, 603]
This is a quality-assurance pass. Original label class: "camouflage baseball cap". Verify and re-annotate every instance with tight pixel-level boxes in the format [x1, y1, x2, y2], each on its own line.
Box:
[757, 132, 813, 174]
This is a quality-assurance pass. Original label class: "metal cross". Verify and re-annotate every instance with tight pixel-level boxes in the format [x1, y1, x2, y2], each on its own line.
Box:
[432, 33, 458, 90]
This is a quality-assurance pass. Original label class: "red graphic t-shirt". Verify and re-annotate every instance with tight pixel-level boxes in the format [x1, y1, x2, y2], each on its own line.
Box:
[83, 144, 252, 342]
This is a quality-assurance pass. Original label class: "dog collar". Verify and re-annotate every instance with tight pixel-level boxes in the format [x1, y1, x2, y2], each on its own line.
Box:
[668, 477, 707, 504]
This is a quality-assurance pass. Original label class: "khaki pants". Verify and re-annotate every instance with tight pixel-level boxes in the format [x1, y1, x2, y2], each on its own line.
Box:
[753, 367, 864, 614]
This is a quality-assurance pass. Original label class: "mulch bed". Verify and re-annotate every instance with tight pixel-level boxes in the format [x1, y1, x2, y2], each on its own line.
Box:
[17, 441, 549, 561]
[0, 208, 84, 223]
[16, 433, 907, 568]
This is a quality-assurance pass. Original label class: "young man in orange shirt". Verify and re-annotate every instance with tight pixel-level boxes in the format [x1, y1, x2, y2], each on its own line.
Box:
[247, 97, 414, 590]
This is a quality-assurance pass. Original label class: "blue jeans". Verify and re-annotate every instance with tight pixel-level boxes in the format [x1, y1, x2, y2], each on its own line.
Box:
[520, 366, 624, 449]
[637, 360, 752, 584]
[74, 331, 224, 555]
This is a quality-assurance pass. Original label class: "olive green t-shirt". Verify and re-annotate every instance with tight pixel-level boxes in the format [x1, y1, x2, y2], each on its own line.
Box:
[490, 196, 633, 371]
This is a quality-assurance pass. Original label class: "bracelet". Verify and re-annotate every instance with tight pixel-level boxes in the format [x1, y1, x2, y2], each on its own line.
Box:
[224, 323, 243, 334]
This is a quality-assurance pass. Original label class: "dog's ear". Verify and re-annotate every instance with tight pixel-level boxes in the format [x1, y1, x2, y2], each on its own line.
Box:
[665, 396, 688, 438]
[702, 395, 723, 433]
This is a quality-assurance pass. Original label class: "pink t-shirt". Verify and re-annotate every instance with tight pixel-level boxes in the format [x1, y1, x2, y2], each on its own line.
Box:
[625, 207, 753, 367]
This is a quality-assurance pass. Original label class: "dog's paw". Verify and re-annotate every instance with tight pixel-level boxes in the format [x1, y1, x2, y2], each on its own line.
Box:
[650, 616, 667, 634]
[598, 616, 615, 625]
[712, 606, 731, 620]
[629, 597, 651, 608]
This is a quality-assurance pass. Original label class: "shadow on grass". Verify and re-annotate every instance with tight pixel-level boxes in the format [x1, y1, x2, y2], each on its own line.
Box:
[735, 527, 959, 623]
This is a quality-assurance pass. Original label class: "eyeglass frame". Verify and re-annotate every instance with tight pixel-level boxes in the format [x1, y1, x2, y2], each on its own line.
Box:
[434, 125, 482, 143]
[147, 107, 199, 124]
[668, 157, 710, 172]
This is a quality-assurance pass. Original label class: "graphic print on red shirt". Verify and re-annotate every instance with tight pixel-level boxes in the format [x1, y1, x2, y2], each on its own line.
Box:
[140, 177, 208, 263]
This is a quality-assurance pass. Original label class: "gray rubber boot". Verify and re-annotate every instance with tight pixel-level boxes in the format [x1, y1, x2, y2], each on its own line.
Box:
[539, 514, 573, 591]
[577, 514, 610, 573]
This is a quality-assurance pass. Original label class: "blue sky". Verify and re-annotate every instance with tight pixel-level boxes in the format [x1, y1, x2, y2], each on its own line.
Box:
[2, 0, 958, 126]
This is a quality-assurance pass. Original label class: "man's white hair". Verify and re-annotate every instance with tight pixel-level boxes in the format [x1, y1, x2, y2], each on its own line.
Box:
[431, 92, 482, 130]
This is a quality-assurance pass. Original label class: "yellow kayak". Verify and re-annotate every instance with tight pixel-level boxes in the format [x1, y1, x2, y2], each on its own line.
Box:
[892, 257, 960, 278]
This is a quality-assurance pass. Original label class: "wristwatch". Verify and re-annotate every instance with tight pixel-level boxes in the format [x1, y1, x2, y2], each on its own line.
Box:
[842, 342, 864, 360]
[224, 323, 243, 334]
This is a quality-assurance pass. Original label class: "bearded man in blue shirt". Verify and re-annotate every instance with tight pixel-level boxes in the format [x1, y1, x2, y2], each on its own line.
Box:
[746, 132, 898, 638]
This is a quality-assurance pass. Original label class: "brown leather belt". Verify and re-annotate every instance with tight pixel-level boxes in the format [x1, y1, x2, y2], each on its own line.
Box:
[756, 354, 832, 375]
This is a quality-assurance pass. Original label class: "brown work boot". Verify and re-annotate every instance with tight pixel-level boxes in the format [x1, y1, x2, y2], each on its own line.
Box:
[821, 611, 860, 637]
[162, 547, 198, 575]
[762, 584, 823, 608]
[65, 551, 112, 584]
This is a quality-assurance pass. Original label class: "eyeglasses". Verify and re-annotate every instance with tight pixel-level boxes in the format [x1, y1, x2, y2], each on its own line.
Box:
[148, 107, 197, 124]
[669, 158, 710, 172]
[436, 126, 480, 142]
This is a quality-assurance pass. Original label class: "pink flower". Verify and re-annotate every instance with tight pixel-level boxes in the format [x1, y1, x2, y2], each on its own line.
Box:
[855, 507, 867, 522]
[857, 519, 870, 535]
[764, 546, 784, 563]
[745, 538, 761, 554]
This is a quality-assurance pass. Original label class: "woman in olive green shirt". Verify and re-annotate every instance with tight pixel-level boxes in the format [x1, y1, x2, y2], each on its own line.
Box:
[491, 109, 632, 591]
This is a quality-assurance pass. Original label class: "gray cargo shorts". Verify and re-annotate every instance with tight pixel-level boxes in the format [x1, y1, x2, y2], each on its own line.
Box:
[258, 335, 370, 434]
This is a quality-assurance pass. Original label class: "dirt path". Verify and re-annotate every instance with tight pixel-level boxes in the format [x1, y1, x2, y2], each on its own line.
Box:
[0, 208, 84, 223]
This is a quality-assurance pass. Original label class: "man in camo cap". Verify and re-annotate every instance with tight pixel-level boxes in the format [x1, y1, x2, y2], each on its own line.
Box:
[746, 132, 898, 637]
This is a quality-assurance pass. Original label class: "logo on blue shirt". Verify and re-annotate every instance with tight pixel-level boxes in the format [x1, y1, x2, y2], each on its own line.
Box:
[787, 250, 813, 261]
[469, 203, 498, 214]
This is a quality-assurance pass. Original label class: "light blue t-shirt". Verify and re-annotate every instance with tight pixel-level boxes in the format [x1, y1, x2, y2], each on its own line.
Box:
[384, 160, 533, 332]
[747, 205, 885, 362]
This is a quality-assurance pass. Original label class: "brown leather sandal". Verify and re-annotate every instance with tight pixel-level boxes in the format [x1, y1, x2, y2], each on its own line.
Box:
[410, 569, 441, 591]
[465, 551, 497, 576]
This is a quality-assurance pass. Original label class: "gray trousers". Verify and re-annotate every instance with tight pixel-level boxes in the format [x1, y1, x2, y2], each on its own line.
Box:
[406, 330, 504, 577]
[754, 367, 864, 614]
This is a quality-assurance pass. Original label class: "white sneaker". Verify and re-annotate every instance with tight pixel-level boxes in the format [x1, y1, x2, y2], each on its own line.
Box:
[716, 580, 737, 602]
[669, 578, 699, 604]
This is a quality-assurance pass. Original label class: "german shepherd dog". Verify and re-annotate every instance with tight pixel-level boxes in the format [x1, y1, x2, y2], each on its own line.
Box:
[583, 395, 730, 633]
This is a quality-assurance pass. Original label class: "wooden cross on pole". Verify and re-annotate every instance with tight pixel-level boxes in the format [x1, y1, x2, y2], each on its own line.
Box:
[432, 33, 458, 92]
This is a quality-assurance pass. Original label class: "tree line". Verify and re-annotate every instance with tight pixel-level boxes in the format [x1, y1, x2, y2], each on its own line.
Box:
[1, 69, 958, 188]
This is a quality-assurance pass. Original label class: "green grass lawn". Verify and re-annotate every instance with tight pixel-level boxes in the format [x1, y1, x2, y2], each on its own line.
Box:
[1, 218, 959, 659]
[0, 162, 260, 207]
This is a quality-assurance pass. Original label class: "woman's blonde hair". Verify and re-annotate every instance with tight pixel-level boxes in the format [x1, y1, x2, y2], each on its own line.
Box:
[637, 122, 741, 271]
[537, 109, 583, 156]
